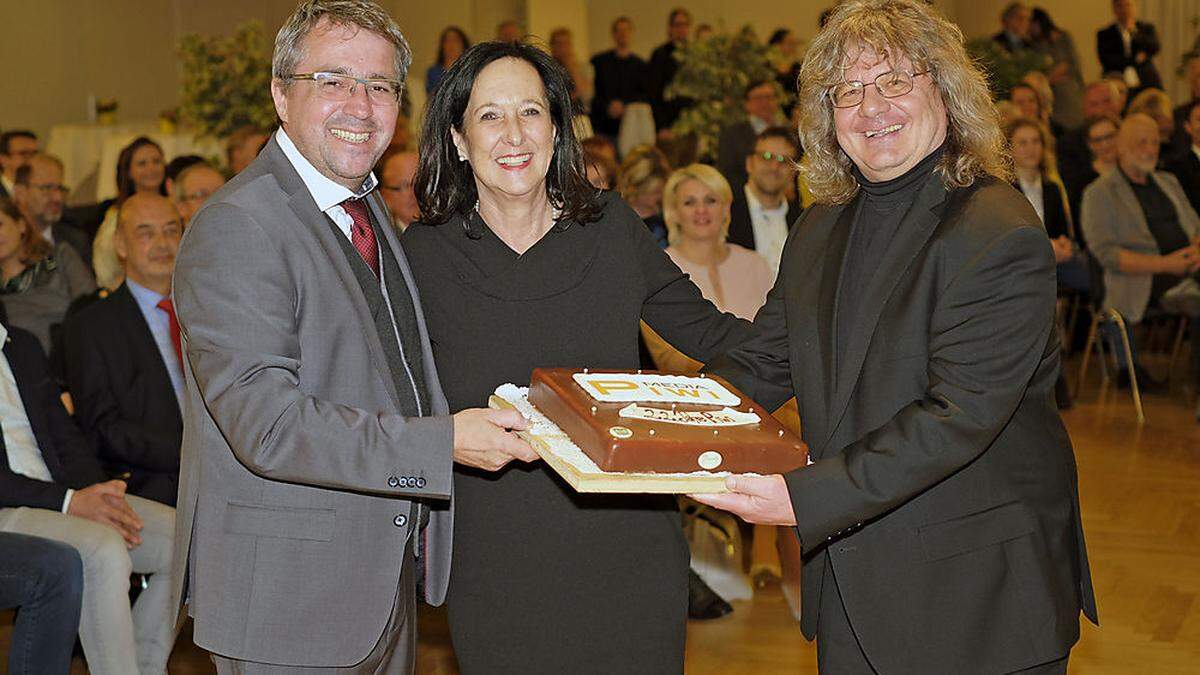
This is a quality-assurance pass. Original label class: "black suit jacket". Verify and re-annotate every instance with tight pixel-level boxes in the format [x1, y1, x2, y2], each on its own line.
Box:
[727, 189, 802, 251]
[717, 121, 758, 195]
[1097, 22, 1161, 91]
[708, 175, 1097, 672]
[1013, 175, 1072, 241]
[1167, 150, 1200, 216]
[62, 283, 181, 505]
[0, 324, 108, 510]
[50, 220, 93, 269]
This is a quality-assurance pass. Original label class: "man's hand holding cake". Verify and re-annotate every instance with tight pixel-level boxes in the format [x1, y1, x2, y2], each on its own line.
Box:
[690, 474, 798, 526]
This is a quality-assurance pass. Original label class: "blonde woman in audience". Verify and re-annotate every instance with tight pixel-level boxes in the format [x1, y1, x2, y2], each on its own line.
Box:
[1007, 118, 1088, 287]
[642, 164, 771, 370]
[93, 137, 167, 291]
[0, 196, 95, 353]
[617, 144, 672, 246]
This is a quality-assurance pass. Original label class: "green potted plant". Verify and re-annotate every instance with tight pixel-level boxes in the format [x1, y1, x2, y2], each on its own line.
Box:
[178, 21, 278, 139]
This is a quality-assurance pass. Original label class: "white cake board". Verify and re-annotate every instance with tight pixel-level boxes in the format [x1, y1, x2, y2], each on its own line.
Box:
[489, 384, 731, 494]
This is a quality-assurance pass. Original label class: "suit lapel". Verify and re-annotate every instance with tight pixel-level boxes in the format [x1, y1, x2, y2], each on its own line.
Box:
[269, 143, 403, 409]
[823, 176, 949, 449]
[818, 202, 857, 423]
[781, 202, 850, 455]
[368, 192, 449, 415]
[113, 285, 181, 415]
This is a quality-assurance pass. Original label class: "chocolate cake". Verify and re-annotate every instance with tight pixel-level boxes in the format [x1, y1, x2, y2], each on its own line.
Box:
[527, 368, 808, 474]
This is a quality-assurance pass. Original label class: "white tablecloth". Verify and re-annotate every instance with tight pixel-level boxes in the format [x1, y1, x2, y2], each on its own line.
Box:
[46, 121, 223, 202]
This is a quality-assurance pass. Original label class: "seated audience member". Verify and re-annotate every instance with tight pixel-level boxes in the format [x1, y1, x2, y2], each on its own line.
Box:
[993, 2, 1032, 54]
[1063, 114, 1120, 227]
[1058, 80, 1122, 178]
[13, 153, 92, 266]
[617, 144, 672, 246]
[717, 80, 785, 195]
[426, 26, 469, 96]
[163, 155, 205, 193]
[728, 127, 802, 278]
[1171, 57, 1200, 150]
[1008, 118, 1087, 290]
[0, 306, 177, 675]
[0, 131, 38, 200]
[0, 197, 95, 354]
[0, 532, 83, 675]
[590, 17, 648, 142]
[63, 194, 184, 506]
[224, 125, 269, 176]
[170, 161, 225, 226]
[1081, 113, 1200, 392]
[1126, 87, 1181, 163]
[583, 146, 619, 190]
[93, 137, 166, 291]
[1021, 70, 1065, 141]
[1167, 99, 1200, 215]
[378, 150, 419, 231]
[660, 163, 772, 342]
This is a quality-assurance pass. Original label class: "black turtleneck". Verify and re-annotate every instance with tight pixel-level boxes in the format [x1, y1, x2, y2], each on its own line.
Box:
[836, 144, 945, 375]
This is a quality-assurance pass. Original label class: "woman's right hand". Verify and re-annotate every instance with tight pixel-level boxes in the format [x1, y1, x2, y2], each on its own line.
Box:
[452, 408, 540, 471]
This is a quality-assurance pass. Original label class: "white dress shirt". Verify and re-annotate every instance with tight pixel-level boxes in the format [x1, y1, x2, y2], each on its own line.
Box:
[275, 128, 378, 240]
[1017, 174, 1046, 226]
[744, 184, 790, 278]
[0, 323, 72, 511]
[0, 174, 13, 198]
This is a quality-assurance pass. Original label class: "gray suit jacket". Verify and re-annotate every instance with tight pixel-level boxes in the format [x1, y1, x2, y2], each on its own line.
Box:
[1080, 168, 1200, 322]
[168, 137, 455, 667]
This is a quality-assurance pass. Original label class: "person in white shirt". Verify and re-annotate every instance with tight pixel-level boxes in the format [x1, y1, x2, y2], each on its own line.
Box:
[0, 309, 177, 675]
[727, 127, 802, 278]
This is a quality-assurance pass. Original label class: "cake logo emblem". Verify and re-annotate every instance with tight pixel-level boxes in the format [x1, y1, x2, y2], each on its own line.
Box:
[697, 451, 724, 470]
[573, 372, 740, 406]
[617, 403, 760, 427]
[608, 426, 633, 439]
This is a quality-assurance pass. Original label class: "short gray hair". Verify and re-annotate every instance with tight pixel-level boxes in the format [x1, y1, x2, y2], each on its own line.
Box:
[273, 0, 412, 87]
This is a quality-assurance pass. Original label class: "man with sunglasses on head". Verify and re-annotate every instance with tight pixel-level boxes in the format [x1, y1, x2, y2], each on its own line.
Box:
[694, 1, 1096, 672]
[169, 1, 535, 672]
[728, 127, 802, 279]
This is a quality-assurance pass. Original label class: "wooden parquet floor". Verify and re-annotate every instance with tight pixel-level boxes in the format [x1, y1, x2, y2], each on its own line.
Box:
[3, 367, 1198, 674]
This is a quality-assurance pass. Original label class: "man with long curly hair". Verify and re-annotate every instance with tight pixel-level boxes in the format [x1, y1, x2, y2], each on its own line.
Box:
[695, 1, 1098, 672]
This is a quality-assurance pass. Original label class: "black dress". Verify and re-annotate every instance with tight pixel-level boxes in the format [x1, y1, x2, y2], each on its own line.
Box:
[402, 193, 753, 674]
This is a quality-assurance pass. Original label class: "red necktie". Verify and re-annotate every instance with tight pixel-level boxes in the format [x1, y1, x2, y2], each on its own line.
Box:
[156, 298, 183, 370]
[342, 198, 379, 277]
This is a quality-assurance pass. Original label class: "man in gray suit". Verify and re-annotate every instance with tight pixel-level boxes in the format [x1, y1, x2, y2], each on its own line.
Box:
[169, 2, 537, 673]
[1081, 112, 1200, 396]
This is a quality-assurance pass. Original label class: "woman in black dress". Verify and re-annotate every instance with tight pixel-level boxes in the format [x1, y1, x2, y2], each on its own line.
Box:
[405, 42, 754, 674]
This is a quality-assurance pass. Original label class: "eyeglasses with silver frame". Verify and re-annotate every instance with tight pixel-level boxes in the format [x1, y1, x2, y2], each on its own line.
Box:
[285, 72, 402, 105]
[828, 70, 931, 109]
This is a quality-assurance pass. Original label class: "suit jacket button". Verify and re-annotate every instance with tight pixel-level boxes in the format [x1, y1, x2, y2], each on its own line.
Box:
[416, 477, 426, 489]
[393, 514, 408, 527]
[388, 476, 400, 488]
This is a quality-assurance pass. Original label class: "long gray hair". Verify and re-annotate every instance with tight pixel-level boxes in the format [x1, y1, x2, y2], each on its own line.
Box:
[798, 0, 1009, 204]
